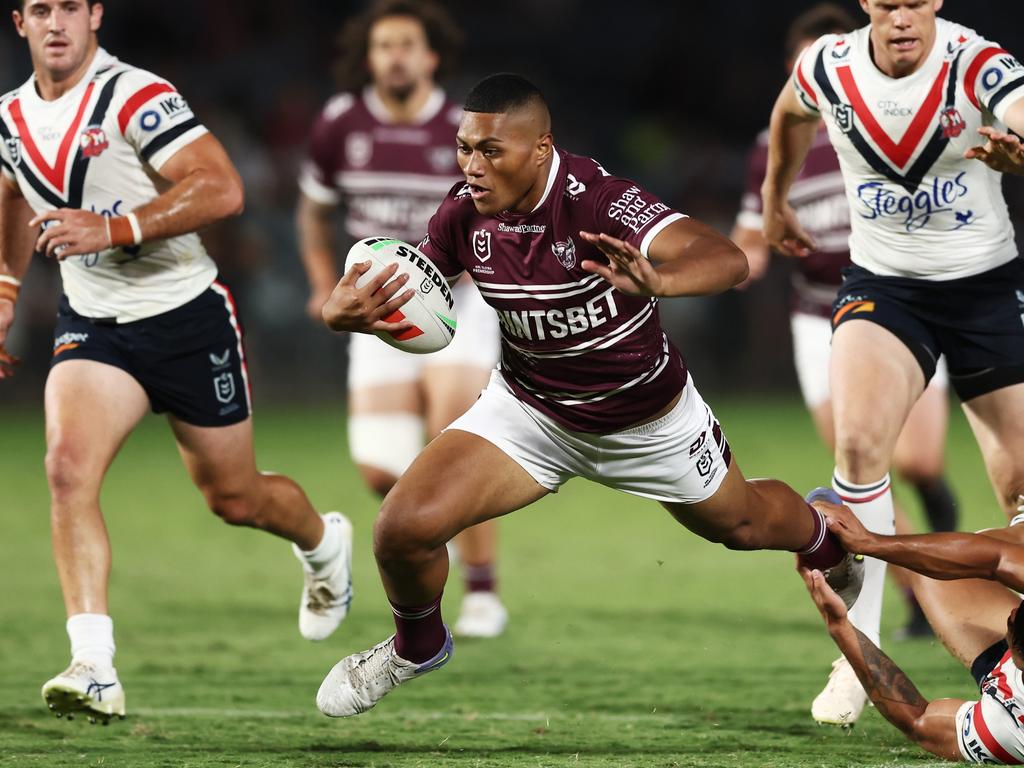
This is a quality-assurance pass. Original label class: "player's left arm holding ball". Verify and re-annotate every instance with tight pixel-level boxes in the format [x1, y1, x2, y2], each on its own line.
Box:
[579, 216, 749, 298]
[801, 566, 964, 760]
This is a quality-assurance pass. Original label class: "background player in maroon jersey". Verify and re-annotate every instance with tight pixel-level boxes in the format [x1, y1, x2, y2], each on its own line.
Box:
[296, 0, 508, 639]
[312, 73, 865, 717]
[732, 2, 960, 726]
[0, 0, 352, 723]
[802, 503, 1024, 763]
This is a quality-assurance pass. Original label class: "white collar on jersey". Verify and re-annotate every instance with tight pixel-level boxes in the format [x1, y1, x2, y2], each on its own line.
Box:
[530, 148, 561, 213]
[25, 47, 117, 105]
[363, 85, 445, 125]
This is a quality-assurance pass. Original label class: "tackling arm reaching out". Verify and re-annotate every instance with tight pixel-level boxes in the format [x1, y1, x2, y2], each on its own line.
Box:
[822, 501, 1024, 593]
[31, 133, 244, 260]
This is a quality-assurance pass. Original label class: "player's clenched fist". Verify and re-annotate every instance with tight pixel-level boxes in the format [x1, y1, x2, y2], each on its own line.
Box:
[321, 260, 415, 334]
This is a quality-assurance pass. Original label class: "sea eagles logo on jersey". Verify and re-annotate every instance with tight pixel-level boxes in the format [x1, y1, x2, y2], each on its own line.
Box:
[939, 107, 966, 138]
[5, 136, 20, 167]
[551, 236, 576, 270]
[472, 230, 492, 262]
[80, 126, 109, 158]
[833, 103, 854, 134]
[214, 372, 236, 404]
[345, 132, 372, 167]
[426, 146, 455, 173]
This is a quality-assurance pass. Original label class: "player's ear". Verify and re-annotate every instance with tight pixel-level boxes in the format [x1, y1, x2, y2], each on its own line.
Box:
[932, 0, 943, 14]
[89, 2, 103, 32]
[536, 133, 553, 167]
[857, 0, 870, 15]
[11, 9, 26, 39]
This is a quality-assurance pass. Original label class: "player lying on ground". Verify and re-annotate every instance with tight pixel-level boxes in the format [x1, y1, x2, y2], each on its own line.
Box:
[313, 72, 863, 717]
[803, 500, 1024, 762]
[0, 0, 352, 724]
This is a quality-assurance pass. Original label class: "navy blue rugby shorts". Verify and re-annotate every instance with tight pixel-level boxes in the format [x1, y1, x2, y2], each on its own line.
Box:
[832, 258, 1024, 401]
[51, 281, 251, 426]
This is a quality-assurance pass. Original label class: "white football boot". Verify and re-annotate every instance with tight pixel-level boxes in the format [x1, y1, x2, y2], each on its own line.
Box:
[453, 592, 508, 638]
[317, 627, 453, 717]
[812, 656, 868, 727]
[295, 512, 354, 641]
[41, 662, 126, 724]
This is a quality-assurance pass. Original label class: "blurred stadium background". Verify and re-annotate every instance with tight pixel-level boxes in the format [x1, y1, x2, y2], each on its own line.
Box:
[2, 0, 1021, 402]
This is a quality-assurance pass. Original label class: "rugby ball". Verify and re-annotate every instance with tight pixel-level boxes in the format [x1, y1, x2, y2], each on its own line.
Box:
[345, 237, 457, 354]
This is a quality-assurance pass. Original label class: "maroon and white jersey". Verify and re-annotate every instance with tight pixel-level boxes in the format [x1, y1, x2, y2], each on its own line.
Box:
[420, 149, 688, 433]
[299, 87, 462, 243]
[957, 648, 1024, 764]
[738, 124, 850, 317]
[0, 48, 214, 322]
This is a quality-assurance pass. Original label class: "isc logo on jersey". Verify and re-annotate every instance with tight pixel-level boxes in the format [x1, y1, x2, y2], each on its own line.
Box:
[345, 237, 457, 354]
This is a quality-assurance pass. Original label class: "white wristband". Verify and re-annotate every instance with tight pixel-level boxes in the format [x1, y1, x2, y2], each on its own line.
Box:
[126, 212, 143, 245]
[0, 275, 20, 287]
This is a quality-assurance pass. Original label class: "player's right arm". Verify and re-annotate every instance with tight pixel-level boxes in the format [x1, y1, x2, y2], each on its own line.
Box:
[762, 43, 825, 258]
[295, 192, 340, 322]
[802, 568, 963, 761]
[824, 502, 1024, 592]
[0, 175, 38, 378]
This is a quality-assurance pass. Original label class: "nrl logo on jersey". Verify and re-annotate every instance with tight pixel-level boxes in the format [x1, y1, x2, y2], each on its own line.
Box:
[551, 236, 576, 270]
[471, 229, 492, 262]
[80, 126, 109, 158]
[833, 103, 854, 134]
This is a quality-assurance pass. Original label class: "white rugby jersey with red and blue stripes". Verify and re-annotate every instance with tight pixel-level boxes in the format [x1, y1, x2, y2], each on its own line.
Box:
[0, 48, 215, 322]
[958, 647, 1024, 764]
[792, 18, 1024, 281]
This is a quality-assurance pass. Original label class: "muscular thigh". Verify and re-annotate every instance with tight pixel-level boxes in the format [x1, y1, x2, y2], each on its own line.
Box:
[169, 416, 258, 494]
[962, 383, 1024, 515]
[45, 359, 150, 478]
[420, 364, 490, 438]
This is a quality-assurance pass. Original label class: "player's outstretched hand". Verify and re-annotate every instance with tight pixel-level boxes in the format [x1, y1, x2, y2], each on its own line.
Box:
[30, 209, 113, 260]
[821, 501, 873, 554]
[965, 126, 1024, 175]
[800, 567, 849, 626]
[321, 260, 415, 334]
[579, 231, 663, 296]
[762, 201, 816, 258]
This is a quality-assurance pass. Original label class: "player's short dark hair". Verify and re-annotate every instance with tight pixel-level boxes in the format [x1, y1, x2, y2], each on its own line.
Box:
[785, 2, 857, 60]
[464, 73, 546, 114]
[334, 0, 462, 91]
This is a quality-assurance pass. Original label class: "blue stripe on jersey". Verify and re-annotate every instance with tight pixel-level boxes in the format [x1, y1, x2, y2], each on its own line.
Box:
[988, 76, 1024, 115]
[66, 70, 125, 209]
[140, 117, 200, 163]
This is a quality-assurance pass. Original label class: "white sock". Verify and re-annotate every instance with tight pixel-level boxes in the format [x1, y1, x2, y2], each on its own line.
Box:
[67, 613, 115, 669]
[833, 470, 895, 647]
[294, 514, 342, 575]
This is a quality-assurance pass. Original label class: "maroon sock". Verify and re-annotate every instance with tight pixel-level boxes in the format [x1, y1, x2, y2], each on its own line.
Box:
[795, 504, 845, 570]
[464, 563, 496, 593]
[391, 594, 447, 664]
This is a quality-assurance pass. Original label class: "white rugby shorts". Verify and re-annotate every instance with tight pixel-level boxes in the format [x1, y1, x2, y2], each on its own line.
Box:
[446, 370, 731, 504]
[347, 279, 501, 390]
[791, 311, 948, 409]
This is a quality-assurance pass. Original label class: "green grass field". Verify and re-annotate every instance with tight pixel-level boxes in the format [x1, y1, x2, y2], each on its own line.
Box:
[0, 397, 1003, 767]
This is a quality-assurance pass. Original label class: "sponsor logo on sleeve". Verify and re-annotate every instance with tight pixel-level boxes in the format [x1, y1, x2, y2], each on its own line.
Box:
[140, 110, 162, 132]
[607, 186, 669, 234]
[472, 230, 492, 262]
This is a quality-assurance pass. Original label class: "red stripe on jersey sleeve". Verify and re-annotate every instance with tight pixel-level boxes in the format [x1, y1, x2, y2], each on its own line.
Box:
[795, 52, 819, 106]
[117, 83, 174, 134]
[973, 702, 1024, 765]
[964, 47, 1009, 110]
